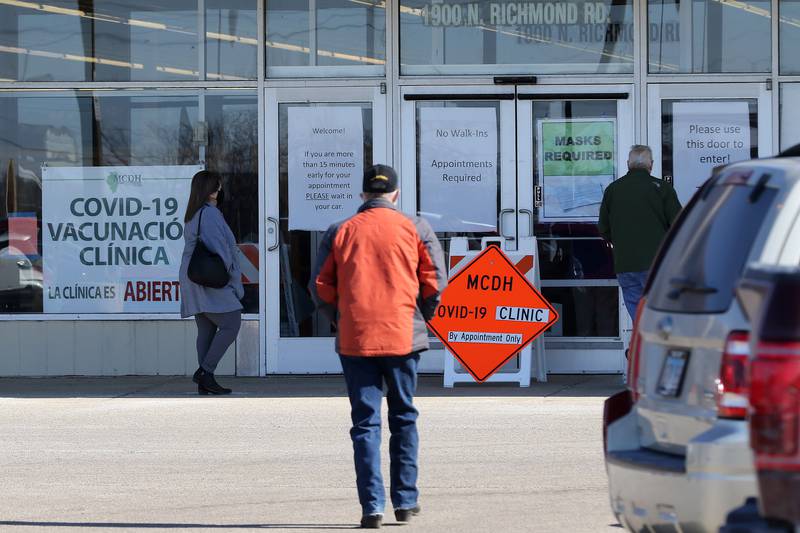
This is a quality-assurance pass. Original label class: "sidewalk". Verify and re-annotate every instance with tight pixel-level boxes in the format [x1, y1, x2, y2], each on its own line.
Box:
[0, 373, 623, 398]
[0, 375, 623, 532]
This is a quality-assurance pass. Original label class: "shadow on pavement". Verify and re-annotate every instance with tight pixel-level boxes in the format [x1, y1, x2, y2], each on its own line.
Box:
[0, 521, 358, 530]
[0, 374, 624, 399]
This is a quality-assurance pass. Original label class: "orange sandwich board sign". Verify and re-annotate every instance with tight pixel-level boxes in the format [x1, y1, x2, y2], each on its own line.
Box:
[427, 245, 559, 383]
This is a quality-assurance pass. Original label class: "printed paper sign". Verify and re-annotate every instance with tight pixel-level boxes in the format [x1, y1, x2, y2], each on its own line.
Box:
[288, 107, 364, 231]
[537, 119, 616, 221]
[42, 165, 201, 313]
[418, 107, 498, 233]
[672, 101, 751, 205]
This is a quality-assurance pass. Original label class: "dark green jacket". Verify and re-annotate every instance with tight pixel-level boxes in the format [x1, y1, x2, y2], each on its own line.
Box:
[598, 169, 682, 273]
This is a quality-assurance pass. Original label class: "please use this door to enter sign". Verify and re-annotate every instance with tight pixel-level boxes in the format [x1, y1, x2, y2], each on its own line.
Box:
[427, 245, 559, 382]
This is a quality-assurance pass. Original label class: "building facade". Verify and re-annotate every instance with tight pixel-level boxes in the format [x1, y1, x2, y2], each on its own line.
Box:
[0, 0, 793, 376]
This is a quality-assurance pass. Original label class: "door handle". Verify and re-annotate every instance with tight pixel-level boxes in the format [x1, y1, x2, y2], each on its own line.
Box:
[267, 217, 279, 252]
[498, 208, 515, 241]
[519, 208, 534, 237]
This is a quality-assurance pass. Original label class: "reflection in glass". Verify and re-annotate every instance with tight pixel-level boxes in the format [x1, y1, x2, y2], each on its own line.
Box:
[780, 84, 800, 150]
[266, 0, 385, 75]
[649, 0, 771, 73]
[0, 0, 258, 81]
[400, 0, 634, 75]
[207, 93, 259, 313]
[0, 93, 199, 313]
[278, 103, 373, 337]
[206, 0, 258, 80]
[781, 1, 800, 74]
[538, 239, 615, 281]
[542, 286, 619, 337]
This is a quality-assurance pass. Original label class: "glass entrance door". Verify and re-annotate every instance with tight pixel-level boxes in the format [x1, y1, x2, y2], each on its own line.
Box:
[265, 86, 387, 374]
[517, 86, 634, 374]
[647, 83, 772, 206]
[400, 86, 518, 373]
[402, 85, 634, 375]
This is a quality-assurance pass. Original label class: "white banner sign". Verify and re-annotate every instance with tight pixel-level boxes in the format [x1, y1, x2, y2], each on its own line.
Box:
[288, 107, 364, 231]
[672, 101, 751, 204]
[42, 165, 201, 313]
[418, 107, 498, 233]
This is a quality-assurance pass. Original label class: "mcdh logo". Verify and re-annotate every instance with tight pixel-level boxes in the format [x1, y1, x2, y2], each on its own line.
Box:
[106, 171, 142, 192]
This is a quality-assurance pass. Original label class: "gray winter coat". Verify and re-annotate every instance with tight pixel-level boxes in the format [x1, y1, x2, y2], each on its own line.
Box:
[179, 203, 244, 318]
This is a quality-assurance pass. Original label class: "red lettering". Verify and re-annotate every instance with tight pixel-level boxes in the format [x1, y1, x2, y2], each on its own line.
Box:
[124, 281, 135, 301]
[120, 280, 182, 302]
[136, 282, 147, 301]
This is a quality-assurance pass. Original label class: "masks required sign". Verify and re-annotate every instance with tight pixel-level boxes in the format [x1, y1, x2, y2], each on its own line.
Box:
[42, 165, 201, 313]
[418, 107, 498, 233]
[537, 119, 616, 221]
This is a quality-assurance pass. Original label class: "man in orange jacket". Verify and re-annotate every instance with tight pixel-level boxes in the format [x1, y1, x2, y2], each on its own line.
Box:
[310, 164, 446, 529]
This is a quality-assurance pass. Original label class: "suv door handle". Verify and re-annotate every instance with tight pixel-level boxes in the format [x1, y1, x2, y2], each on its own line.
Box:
[657, 316, 673, 339]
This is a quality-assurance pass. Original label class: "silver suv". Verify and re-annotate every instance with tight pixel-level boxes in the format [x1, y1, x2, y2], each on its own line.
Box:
[604, 155, 800, 532]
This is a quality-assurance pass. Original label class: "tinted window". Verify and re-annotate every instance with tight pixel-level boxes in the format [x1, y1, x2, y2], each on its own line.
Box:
[649, 0, 771, 73]
[400, 0, 634, 75]
[649, 183, 778, 314]
[0, 0, 258, 82]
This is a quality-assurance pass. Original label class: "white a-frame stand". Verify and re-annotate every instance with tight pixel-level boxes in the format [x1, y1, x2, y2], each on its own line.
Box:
[443, 236, 547, 388]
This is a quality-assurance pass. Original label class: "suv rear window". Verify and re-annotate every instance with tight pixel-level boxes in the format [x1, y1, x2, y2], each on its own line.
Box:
[649, 183, 778, 314]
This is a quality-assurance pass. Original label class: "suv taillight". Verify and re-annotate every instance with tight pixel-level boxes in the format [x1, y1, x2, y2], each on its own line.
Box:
[750, 341, 800, 460]
[716, 331, 750, 419]
[627, 298, 647, 402]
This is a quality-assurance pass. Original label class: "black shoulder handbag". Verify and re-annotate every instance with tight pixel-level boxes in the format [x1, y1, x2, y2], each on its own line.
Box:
[187, 207, 230, 289]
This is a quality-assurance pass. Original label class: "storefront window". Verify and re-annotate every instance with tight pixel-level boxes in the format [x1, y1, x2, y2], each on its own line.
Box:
[0, 0, 257, 82]
[399, 0, 634, 75]
[649, 0, 771, 73]
[206, 92, 259, 313]
[0, 91, 259, 314]
[780, 1, 800, 74]
[206, 0, 259, 80]
[780, 84, 800, 150]
[265, 0, 386, 77]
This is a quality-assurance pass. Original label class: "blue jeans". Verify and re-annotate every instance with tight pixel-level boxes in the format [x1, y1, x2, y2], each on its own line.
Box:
[339, 353, 420, 516]
[617, 270, 649, 321]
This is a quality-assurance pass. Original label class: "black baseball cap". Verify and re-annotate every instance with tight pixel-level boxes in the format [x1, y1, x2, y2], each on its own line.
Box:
[363, 164, 398, 193]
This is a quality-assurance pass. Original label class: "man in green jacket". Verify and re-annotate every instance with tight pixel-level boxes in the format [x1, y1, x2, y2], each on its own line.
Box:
[598, 145, 682, 321]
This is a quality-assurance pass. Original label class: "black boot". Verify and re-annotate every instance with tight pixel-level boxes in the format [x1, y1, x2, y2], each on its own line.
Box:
[394, 505, 420, 523]
[198, 370, 232, 395]
[192, 367, 203, 384]
[360, 514, 382, 529]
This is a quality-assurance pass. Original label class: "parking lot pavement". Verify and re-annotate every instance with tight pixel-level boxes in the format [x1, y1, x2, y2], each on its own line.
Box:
[0, 375, 623, 533]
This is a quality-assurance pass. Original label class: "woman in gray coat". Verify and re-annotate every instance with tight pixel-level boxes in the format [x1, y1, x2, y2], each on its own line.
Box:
[179, 170, 244, 395]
